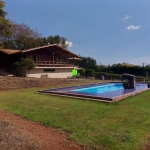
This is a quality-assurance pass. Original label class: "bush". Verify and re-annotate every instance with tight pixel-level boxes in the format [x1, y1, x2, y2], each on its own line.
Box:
[78, 68, 86, 78]
[95, 72, 121, 80]
[95, 72, 149, 81]
[78, 69, 95, 78]
[85, 69, 95, 78]
[20, 58, 35, 75]
[136, 76, 149, 82]
[14, 58, 35, 77]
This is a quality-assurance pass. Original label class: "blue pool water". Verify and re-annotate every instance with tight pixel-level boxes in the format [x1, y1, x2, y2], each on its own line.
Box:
[39, 82, 148, 102]
[72, 83, 142, 94]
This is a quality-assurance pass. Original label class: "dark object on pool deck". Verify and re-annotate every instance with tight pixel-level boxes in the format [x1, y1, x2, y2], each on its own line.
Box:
[122, 73, 136, 89]
[147, 82, 150, 88]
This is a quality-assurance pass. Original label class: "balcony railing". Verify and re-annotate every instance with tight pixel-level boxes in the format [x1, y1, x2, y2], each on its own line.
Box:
[35, 61, 75, 67]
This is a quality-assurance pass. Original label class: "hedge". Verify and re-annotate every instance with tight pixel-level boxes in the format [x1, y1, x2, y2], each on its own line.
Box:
[95, 72, 121, 80]
[85, 69, 95, 77]
[78, 69, 95, 78]
[95, 72, 149, 81]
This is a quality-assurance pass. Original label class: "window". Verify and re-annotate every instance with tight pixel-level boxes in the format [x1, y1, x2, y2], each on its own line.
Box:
[44, 69, 55, 72]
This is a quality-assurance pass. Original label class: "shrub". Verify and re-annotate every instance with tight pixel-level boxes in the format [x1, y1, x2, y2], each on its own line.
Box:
[85, 69, 95, 78]
[14, 58, 35, 77]
[20, 58, 35, 75]
[95, 72, 121, 80]
[78, 68, 86, 78]
[95, 72, 149, 82]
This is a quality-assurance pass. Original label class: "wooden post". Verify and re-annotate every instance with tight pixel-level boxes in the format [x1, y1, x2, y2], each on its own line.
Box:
[67, 53, 68, 66]
[36, 50, 37, 66]
[22, 51, 23, 59]
[53, 52, 54, 67]
[73, 57, 74, 67]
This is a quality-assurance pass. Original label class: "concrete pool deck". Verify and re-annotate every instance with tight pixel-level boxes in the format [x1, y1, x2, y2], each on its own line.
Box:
[38, 82, 149, 102]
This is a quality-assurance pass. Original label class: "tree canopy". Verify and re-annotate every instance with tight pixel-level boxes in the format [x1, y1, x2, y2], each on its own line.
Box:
[14, 58, 35, 76]
[77, 56, 98, 71]
[47, 35, 68, 49]
[0, 1, 69, 50]
[0, 0, 13, 48]
[9, 23, 42, 50]
[1, 22, 69, 50]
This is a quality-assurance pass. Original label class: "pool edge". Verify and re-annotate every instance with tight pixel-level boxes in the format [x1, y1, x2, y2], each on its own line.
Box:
[112, 88, 150, 102]
[38, 82, 149, 103]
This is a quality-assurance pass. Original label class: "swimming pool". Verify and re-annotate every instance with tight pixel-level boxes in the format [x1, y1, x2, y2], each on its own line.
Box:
[72, 83, 145, 94]
[38, 82, 149, 102]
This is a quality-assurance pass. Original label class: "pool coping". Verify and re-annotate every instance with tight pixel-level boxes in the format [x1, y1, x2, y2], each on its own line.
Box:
[38, 82, 150, 103]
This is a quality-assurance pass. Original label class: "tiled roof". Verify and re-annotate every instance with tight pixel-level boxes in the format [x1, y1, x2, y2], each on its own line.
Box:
[0, 44, 80, 58]
[0, 48, 21, 55]
[23, 44, 79, 58]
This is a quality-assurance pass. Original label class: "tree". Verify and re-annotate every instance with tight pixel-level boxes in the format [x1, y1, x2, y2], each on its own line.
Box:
[6, 23, 43, 50]
[78, 68, 86, 78]
[21, 58, 35, 75]
[0, 0, 13, 48]
[2, 23, 69, 50]
[14, 58, 35, 76]
[46, 35, 68, 48]
[0, 1, 69, 50]
[78, 56, 98, 71]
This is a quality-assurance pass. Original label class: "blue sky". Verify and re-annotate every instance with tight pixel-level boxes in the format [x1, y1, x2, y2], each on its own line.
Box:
[4, 0, 150, 66]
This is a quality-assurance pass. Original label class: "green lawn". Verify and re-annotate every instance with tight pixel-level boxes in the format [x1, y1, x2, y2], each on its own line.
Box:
[0, 84, 150, 150]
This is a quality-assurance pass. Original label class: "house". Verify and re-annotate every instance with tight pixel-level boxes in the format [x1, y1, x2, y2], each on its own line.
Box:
[0, 44, 81, 78]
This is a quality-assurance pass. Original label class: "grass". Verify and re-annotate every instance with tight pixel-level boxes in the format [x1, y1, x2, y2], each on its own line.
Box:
[0, 83, 150, 150]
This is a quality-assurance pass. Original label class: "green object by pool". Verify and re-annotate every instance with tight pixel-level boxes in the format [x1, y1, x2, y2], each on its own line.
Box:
[72, 69, 78, 76]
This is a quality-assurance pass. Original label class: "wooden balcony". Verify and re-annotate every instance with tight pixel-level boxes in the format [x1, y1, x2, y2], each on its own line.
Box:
[35, 61, 75, 67]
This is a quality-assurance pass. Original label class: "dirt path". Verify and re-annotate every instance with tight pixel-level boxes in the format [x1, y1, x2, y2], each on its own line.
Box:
[0, 110, 83, 150]
[0, 76, 95, 150]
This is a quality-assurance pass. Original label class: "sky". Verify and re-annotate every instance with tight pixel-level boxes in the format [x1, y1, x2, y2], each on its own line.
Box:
[4, 0, 150, 66]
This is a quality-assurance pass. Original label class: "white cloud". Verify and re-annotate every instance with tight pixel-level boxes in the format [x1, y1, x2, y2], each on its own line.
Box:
[126, 25, 141, 30]
[66, 41, 73, 47]
[124, 15, 130, 21]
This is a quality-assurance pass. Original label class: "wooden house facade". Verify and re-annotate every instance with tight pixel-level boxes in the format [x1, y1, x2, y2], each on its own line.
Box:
[0, 44, 81, 78]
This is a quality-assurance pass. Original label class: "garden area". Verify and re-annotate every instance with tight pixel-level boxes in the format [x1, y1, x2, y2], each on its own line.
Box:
[0, 77, 150, 150]
[0, 1, 150, 149]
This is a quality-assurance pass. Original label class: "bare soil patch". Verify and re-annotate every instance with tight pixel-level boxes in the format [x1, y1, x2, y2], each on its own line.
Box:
[146, 136, 150, 150]
[0, 76, 87, 149]
[0, 110, 83, 150]
[0, 76, 90, 149]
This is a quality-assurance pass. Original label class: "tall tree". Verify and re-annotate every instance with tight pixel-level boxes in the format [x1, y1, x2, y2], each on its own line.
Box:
[3, 23, 43, 50]
[3, 23, 69, 50]
[11, 23, 43, 50]
[0, 1, 69, 49]
[0, 0, 13, 48]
